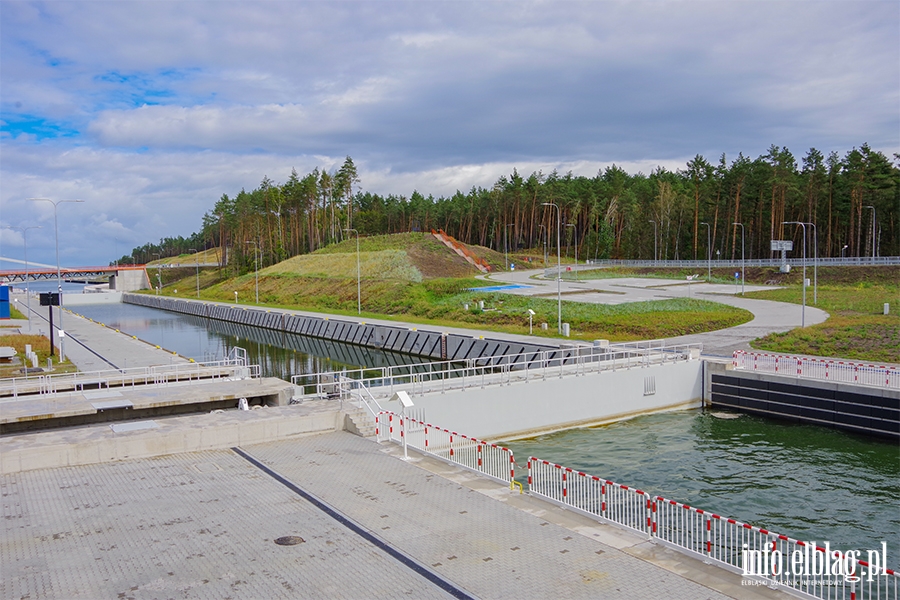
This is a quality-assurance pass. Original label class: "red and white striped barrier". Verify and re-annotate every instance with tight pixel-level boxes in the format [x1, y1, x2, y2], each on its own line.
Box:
[375, 411, 515, 484]
[528, 456, 899, 599]
[733, 351, 900, 390]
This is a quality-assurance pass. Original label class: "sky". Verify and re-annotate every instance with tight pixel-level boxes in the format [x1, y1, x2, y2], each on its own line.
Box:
[1, 0, 898, 268]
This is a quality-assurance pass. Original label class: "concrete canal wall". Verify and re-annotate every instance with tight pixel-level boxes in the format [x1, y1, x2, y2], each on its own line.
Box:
[710, 369, 900, 440]
[380, 360, 704, 441]
[124, 293, 561, 364]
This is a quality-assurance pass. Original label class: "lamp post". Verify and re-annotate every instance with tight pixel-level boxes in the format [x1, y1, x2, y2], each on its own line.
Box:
[542, 202, 562, 334]
[647, 220, 658, 265]
[189, 248, 199, 298]
[29, 198, 83, 361]
[152, 252, 161, 294]
[731, 223, 745, 296]
[784, 221, 807, 327]
[505, 223, 514, 271]
[538, 224, 548, 264]
[4, 225, 42, 330]
[700, 222, 711, 282]
[865, 205, 876, 261]
[245, 241, 259, 304]
[802, 222, 817, 304]
[841, 244, 848, 259]
[344, 228, 360, 314]
[566, 223, 578, 281]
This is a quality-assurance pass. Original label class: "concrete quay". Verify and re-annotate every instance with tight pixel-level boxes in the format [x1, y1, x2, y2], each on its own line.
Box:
[1, 427, 792, 599]
[0, 376, 294, 435]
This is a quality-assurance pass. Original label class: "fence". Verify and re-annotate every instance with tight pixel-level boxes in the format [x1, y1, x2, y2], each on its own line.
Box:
[292, 340, 701, 401]
[0, 347, 256, 400]
[528, 456, 899, 599]
[733, 351, 900, 390]
[375, 411, 515, 485]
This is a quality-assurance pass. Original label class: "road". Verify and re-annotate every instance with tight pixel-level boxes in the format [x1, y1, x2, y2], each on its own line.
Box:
[483, 269, 829, 357]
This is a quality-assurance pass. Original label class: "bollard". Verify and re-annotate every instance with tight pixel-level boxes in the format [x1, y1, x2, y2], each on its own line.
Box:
[885, 303, 890, 315]
[562, 323, 570, 337]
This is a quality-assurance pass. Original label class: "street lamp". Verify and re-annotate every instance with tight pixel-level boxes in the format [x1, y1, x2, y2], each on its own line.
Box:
[29, 198, 83, 361]
[841, 244, 848, 259]
[732, 223, 745, 296]
[648, 220, 658, 265]
[4, 225, 42, 330]
[865, 205, 876, 261]
[152, 252, 161, 294]
[802, 223, 817, 305]
[700, 222, 711, 282]
[542, 202, 562, 334]
[566, 223, 578, 281]
[245, 241, 259, 304]
[538, 224, 548, 264]
[189, 248, 199, 298]
[505, 223, 513, 271]
[344, 228, 360, 314]
[784, 221, 807, 327]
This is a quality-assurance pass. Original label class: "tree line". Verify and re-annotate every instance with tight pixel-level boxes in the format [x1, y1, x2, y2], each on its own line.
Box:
[116, 146, 898, 272]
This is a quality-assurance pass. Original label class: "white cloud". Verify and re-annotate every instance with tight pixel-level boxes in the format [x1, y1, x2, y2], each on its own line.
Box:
[1, 0, 897, 267]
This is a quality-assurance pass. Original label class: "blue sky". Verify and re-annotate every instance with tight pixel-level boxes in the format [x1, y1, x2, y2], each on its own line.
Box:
[1, 0, 898, 267]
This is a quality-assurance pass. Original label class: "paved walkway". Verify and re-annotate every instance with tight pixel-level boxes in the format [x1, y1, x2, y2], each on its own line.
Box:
[1, 430, 790, 599]
[6, 291, 190, 372]
[485, 269, 829, 357]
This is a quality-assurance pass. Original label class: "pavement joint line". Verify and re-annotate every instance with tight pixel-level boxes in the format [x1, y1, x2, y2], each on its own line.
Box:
[230, 445, 478, 600]
[27, 306, 120, 370]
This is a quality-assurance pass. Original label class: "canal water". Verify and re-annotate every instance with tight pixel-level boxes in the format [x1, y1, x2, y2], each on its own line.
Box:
[71, 300, 898, 563]
[505, 410, 899, 561]
[71, 301, 423, 380]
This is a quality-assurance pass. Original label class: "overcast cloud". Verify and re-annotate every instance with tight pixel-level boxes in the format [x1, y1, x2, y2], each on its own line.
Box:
[1, 0, 897, 266]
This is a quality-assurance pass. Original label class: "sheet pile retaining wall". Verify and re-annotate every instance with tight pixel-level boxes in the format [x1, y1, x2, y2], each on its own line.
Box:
[123, 294, 559, 364]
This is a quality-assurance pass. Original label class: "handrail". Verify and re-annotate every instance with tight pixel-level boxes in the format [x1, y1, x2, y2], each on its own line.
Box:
[291, 340, 701, 401]
[528, 456, 899, 599]
[376, 411, 516, 485]
[0, 349, 258, 400]
[733, 350, 900, 390]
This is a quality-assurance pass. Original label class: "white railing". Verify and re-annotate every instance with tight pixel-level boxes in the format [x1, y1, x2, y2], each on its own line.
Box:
[292, 340, 701, 401]
[0, 354, 258, 400]
[375, 411, 516, 485]
[528, 456, 899, 599]
[733, 351, 900, 390]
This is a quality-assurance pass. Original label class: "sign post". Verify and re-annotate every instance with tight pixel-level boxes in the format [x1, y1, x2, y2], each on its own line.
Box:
[39, 293, 60, 357]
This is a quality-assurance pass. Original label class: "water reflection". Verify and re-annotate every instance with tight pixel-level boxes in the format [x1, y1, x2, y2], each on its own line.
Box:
[505, 410, 900, 557]
[72, 302, 425, 379]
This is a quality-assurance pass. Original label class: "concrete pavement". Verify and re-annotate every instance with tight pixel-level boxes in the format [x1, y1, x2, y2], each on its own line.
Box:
[484, 269, 829, 357]
[1, 429, 792, 599]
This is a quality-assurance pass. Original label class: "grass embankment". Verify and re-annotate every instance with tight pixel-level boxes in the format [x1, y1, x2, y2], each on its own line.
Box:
[0, 332, 76, 377]
[160, 233, 751, 342]
[745, 267, 899, 363]
[574, 264, 899, 362]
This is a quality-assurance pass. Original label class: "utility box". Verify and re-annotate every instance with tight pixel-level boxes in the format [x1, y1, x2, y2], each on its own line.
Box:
[0, 285, 9, 319]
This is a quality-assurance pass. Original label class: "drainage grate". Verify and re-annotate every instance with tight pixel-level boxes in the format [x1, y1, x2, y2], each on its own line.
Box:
[274, 536, 305, 546]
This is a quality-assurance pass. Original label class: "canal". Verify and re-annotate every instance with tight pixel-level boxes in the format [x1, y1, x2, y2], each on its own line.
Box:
[71, 300, 899, 563]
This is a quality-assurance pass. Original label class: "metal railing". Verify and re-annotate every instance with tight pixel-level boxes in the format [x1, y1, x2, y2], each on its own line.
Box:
[556, 256, 900, 275]
[733, 351, 900, 390]
[528, 456, 899, 599]
[0, 350, 257, 400]
[376, 411, 516, 485]
[292, 340, 701, 401]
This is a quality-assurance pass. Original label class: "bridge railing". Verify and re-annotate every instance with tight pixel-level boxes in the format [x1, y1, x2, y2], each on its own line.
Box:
[0, 355, 258, 400]
[732, 350, 900, 390]
[291, 340, 701, 400]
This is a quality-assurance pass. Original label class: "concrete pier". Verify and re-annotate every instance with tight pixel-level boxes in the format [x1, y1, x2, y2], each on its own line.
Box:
[0, 428, 790, 599]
